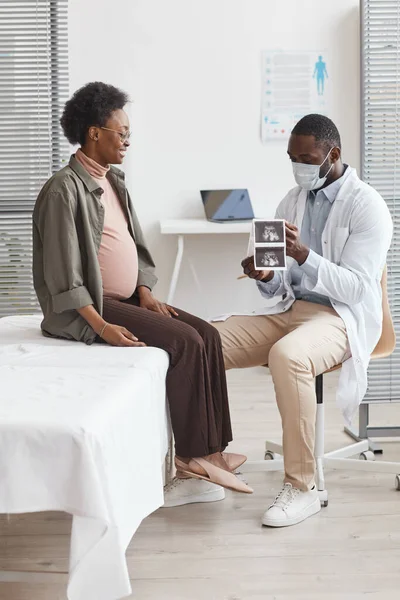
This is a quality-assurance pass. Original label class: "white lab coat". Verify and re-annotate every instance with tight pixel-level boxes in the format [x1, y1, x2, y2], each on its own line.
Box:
[253, 167, 393, 424]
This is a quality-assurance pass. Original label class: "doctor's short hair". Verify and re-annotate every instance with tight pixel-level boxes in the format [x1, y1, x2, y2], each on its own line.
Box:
[291, 114, 341, 151]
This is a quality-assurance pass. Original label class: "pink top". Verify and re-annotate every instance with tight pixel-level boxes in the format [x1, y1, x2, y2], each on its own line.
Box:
[75, 149, 139, 300]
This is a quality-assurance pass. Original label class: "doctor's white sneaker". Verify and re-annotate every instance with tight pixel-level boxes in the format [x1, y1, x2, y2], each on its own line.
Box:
[262, 483, 321, 527]
[162, 476, 225, 508]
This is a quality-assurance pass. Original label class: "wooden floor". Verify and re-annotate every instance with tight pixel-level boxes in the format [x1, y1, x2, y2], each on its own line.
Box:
[1, 367, 400, 600]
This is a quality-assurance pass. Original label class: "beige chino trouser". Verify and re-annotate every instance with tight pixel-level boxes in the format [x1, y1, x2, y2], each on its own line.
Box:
[213, 300, 348, 491]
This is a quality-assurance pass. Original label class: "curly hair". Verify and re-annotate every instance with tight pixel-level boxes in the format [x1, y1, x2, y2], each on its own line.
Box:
[291, 114, 341, 151]
[60, 82, 129, 145]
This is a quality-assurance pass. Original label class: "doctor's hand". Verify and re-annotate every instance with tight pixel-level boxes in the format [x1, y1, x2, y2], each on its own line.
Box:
[137, 286, 178, 318]
[285, 222, 310, 265]
[241, 256, 273, 282]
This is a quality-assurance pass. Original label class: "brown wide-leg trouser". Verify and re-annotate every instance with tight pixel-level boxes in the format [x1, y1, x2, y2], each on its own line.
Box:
[102, 296, 233, 458]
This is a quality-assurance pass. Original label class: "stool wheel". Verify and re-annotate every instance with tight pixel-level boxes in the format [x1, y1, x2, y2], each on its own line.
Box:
[359, 451, 375, 461]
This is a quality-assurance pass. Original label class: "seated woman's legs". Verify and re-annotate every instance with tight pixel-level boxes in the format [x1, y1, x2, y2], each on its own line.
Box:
[102, 297, 252, 494]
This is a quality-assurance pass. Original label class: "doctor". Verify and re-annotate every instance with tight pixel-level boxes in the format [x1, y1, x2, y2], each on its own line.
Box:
[214, 114, 392, 528]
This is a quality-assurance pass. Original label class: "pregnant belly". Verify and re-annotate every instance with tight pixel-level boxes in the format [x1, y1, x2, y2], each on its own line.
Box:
[98, 233, 139, 300]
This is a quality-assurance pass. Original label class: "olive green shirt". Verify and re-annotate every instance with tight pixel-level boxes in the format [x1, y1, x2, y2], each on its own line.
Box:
[32, 155, 157, 344]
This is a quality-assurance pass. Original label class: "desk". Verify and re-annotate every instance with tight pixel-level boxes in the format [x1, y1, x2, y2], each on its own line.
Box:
[160, 218, 252, 304]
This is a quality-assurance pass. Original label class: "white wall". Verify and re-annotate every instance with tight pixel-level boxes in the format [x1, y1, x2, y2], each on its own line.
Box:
[69, 0, 360, 318]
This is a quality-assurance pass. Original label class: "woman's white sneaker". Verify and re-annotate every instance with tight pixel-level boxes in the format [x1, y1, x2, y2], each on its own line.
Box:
[262, 483, 321, 527]
[163, 477, 225, 508]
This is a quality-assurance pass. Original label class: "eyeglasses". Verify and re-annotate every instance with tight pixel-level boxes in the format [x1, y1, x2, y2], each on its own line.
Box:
[100, 127, 131, 142]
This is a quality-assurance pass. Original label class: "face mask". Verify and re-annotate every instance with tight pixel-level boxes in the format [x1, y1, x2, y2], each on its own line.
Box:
[292, 148, 334, 191]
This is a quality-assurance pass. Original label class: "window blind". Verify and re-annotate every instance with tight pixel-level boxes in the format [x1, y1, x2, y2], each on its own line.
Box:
[0, 0, 69, 317]
[362, 0, 400, 402]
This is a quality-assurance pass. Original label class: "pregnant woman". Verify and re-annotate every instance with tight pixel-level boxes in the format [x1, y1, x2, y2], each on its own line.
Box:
[32, 82, 252, 507]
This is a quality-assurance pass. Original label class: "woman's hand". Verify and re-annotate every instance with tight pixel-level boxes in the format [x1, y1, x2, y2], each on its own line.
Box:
[101, 323, 146, 347]
[137, 286, 178, 318]
[77, 305, 145, 347]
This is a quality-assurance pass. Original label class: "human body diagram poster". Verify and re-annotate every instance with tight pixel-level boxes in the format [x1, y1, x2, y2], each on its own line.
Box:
[261, 51, 329, 142]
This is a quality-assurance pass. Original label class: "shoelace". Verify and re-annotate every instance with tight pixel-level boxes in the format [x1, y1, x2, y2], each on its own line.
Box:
[270, 483, 300, 511]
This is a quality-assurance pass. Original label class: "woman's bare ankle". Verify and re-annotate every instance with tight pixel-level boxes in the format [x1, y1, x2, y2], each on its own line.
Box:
[175, 455, 190, 465]
[204, 452, 230, 471]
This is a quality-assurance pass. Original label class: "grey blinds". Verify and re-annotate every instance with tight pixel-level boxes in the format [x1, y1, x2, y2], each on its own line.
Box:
[362, 0, 400, 402]
[0, 0, 69, 318]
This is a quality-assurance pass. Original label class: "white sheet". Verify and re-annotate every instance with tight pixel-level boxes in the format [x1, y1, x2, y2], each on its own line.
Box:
[0, 315, 170, 600]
